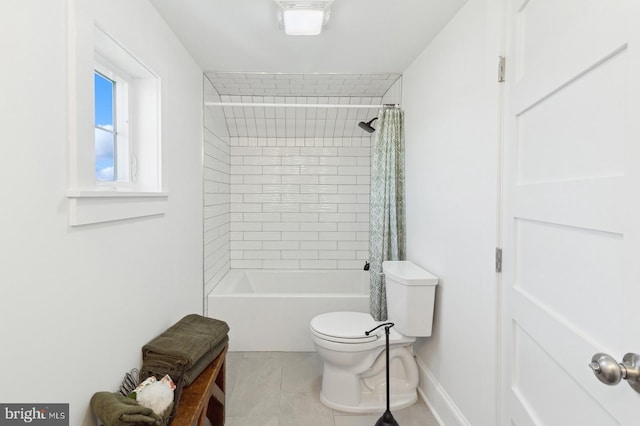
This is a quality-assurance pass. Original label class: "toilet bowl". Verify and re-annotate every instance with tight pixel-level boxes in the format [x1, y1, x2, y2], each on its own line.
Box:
[310, 311, 419, 412]
[310, 261, 439, 413]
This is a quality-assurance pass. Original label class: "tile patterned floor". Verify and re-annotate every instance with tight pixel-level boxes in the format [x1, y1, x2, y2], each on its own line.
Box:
[222, 351, 440, 426]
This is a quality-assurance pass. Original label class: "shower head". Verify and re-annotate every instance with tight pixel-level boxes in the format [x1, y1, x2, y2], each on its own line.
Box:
[358, 117, 378, 133]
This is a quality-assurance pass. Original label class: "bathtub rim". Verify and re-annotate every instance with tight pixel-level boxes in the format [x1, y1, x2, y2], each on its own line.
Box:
[209, 268, 371, 296]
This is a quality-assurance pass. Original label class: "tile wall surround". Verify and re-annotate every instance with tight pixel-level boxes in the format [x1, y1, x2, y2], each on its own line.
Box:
[205, 72, 401, 97]
[204, 78, 231, 297]
[202, 73, 400, 292]
[204, 72, 398, 139]
[229, 136, 371, 270]
[217, 95, 383, 139]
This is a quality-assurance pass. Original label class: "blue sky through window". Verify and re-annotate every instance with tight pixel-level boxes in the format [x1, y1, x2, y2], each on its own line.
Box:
[94, 72, 115, 181]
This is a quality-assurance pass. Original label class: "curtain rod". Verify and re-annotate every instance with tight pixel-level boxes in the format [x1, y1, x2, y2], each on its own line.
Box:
[204, 102, 399, 109]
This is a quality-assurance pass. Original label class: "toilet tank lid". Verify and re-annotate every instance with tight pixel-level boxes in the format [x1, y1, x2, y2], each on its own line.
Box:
[382, 261, 438, 286]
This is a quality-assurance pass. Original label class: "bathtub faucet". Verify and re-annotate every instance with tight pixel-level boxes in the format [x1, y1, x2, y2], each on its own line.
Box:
[363, 261, 370, 271]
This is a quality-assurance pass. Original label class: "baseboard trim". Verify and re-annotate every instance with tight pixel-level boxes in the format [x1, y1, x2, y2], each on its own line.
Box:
[415, 356, 471, 426]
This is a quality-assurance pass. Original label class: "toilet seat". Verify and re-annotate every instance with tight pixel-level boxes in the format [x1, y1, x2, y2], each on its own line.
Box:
[310, 312, 383, 344]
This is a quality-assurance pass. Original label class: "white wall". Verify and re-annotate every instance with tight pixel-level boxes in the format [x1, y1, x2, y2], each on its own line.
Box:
[402, 0, 503, 424]
[0, 1, 203, 424]
[228, 138, 371, 269]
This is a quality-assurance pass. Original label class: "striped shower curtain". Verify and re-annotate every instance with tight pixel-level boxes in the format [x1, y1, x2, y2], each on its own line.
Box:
[369, 107, 406, 321]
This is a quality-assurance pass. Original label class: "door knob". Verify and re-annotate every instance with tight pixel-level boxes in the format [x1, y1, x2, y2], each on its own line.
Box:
[589, 352, 640, 393]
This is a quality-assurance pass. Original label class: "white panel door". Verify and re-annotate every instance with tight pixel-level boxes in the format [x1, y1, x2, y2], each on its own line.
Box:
[502, 0, 640, 424]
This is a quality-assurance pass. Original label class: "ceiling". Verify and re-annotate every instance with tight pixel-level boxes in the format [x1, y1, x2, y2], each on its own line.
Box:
[149, 0, 468, 74]
[151, 0, 468, 138]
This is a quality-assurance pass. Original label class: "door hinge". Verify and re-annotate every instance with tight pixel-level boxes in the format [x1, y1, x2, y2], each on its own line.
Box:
[498, 56, 506, 82]
[495, 247, 502, 273]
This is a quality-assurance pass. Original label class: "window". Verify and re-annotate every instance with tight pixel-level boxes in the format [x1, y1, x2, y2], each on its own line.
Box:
[94, 62, 131, 184]
[94, 71, 116, 181]
[67, 22, 166, 226]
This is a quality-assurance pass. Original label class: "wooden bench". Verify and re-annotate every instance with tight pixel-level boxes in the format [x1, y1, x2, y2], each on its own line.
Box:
[170, 344, 228, 426]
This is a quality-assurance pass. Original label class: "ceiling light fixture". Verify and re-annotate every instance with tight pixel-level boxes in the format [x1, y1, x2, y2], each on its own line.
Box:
[275, 0, 334, 36]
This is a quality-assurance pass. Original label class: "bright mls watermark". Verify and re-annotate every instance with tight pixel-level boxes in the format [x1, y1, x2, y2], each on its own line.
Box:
[0, 404, 68, 425]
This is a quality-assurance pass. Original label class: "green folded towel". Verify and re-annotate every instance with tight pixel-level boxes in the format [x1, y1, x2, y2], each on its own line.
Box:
[90, 392, 160, 426]
[141, 335, 228, 387]
[142, 314, 229, 369]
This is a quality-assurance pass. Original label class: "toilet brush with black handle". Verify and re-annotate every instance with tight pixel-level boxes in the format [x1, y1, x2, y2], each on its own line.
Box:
[365, 322, 399, 426]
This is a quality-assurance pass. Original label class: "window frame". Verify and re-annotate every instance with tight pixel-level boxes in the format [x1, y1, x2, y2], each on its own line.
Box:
[66, 21, 167, 226]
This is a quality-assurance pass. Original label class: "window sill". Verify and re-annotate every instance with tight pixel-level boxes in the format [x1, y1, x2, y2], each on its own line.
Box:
[67, 188, 169, 226]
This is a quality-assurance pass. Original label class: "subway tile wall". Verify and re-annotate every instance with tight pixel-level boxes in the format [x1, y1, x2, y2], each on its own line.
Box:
[205, 72, 400, 97]
[219, 95, 383, 138]
[229, 137, 371, 269]
[204, 77, 231, 297]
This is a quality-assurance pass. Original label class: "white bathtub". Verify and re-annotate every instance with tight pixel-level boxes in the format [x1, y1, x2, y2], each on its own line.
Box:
[207, 269, 371, 351]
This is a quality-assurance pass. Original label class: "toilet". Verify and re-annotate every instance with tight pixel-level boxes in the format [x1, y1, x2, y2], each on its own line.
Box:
[310, 260, 438, 413]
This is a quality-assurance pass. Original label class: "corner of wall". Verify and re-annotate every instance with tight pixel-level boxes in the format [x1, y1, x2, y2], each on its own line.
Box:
[416, 356, 471, 426]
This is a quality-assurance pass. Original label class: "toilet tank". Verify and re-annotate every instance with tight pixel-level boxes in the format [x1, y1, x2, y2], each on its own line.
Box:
[383, 261, 438, 337]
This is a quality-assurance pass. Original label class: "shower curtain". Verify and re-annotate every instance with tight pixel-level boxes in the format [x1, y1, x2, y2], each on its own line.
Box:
[369, 106, 406, 321]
